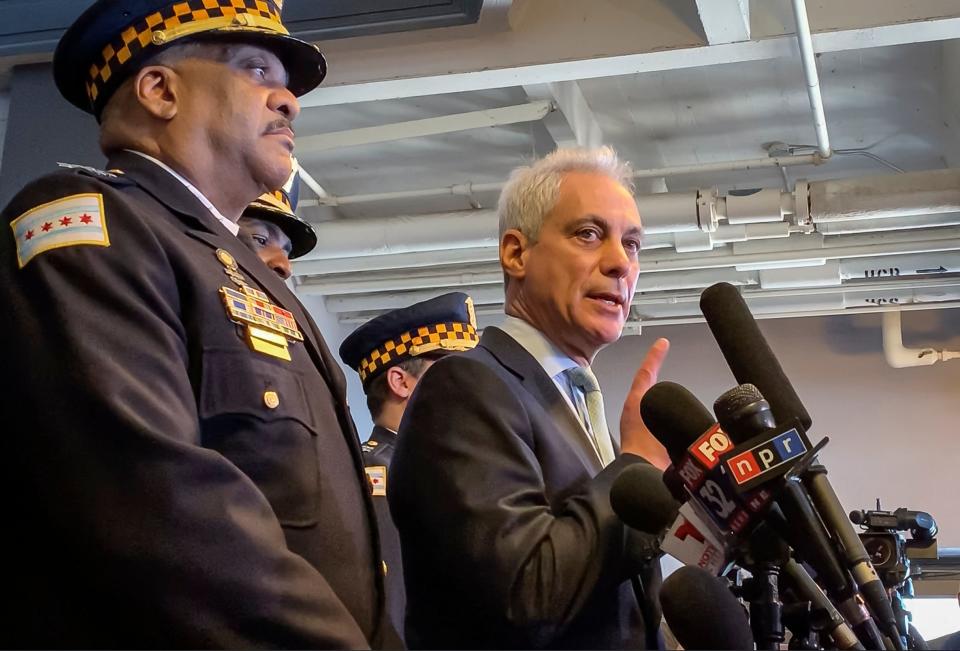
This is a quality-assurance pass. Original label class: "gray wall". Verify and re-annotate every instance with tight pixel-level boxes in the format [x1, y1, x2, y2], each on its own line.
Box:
[299, 294, 375, 439]
[595, 309, 960, 549]
[0, 63, 102, 206]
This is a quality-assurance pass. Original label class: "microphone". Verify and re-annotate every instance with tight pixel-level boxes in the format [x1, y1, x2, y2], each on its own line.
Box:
[610, 463, 681, 535]
[700, 281, 900, 647]
[714, 383, 891, 650]
[660, 566, 755, 650]
[641, 382, 775, 536]
[783, 557, 864, 649]
[639, 381, 716, 466]
[700, 282, 812, 430]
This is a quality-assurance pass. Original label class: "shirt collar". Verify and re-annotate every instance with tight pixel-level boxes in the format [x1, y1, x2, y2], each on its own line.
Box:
[498, 315, 582, 381]
[124, 150, 239, 236]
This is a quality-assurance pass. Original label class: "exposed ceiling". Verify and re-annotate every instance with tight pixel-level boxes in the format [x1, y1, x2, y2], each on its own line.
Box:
[6, 0, 960, 332]
[279, 0, 960, 331]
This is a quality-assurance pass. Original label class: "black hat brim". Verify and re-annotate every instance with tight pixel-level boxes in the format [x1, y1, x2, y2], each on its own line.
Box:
[243, 204, 318, 260]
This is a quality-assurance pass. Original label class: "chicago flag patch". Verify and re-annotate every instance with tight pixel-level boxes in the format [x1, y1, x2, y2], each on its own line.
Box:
[11, 193, 109, 268]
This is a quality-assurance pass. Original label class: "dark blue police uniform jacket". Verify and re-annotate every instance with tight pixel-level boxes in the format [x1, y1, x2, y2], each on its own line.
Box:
[0, 151, 384, 649]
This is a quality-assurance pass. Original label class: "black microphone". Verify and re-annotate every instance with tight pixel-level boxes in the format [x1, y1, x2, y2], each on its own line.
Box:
[783, 557, 864, 649]
[660, 566, 755, 650]
[639, 381, 716, 465]
[700, 282, 812, 430]
[610, 463, 681, 535]
[701, 282, 901, 647]
[714, 384, 890, 651]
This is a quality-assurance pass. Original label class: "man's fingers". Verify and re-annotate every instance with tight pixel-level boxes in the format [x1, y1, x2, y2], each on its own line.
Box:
[628, 338, 670, 395]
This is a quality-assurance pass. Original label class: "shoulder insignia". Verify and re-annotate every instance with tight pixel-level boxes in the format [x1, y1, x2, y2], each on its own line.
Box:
[57, 162, 132, 185]
[365, 465, 387, 497]
[11, 193, 109, 269]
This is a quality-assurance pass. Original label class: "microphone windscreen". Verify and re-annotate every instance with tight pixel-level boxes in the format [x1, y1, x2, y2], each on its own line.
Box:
[610, 463, 681, 534]
[700, 282, 812, 430]
[661, 566, 754, 650]
[639, 381, 715, 463]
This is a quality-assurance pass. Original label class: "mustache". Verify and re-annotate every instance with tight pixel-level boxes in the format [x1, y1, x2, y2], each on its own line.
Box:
[265, 119, 294, 135]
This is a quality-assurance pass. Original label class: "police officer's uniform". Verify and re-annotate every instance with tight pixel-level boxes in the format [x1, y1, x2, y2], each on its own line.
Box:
[0, 2, 385, 648]
[339, 293, 480, 643]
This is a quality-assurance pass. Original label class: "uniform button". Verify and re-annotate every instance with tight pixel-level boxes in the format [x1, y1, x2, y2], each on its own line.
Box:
[263, 390, 280, 409]
[382, 560, 388, 575]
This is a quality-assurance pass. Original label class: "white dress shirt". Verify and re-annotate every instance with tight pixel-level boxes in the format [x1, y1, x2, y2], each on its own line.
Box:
[125, 150, 240, 236]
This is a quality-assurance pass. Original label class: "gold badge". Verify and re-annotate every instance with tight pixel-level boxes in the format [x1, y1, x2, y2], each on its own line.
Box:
[263, 390, 280, 409]
[215, 248, 237, 271]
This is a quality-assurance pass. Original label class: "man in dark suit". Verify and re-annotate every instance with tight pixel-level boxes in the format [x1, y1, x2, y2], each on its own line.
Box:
[238, 158, 318, 280]
[339, 292, 481, 646]
[389, 146, 673, 649]
[0, 2, 385, 648]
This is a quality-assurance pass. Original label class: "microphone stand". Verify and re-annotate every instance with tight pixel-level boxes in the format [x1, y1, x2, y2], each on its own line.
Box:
[742, 524, 787, 650]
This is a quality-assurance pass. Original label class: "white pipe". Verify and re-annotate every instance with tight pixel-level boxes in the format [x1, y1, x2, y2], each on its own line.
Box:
[299, 154, 821, 208]
[791, 0, 832, 158]
[635, 301, 960, 328]
[882, 310, 960, 368]
[305, 210, 499, 260]
[810, 169, 960, 223]
[293, 246, 501, 275]
[817, 213, 960, 235]
[297, 167, 330, 199]
[301, 168, 960, 266]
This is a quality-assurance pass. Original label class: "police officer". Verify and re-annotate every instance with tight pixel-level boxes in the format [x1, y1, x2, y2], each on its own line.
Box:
[239, 159, 317, 279]
[0, 2, 385, 647]
[339, 292, 480, 643]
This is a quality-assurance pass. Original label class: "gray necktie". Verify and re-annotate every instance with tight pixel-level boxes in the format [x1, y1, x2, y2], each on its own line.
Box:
[566, 366, 616, 466]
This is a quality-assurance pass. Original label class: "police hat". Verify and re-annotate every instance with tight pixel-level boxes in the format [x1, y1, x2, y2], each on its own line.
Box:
[54, 0, 326, 117]
[339, 292, 480, 387]
[242, 159, 317, 259]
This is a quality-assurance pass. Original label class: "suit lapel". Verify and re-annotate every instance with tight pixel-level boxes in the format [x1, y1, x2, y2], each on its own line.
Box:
[480, 327, 604, 474]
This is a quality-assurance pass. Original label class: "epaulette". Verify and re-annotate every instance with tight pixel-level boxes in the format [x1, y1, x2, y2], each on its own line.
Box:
[57, 162, 133, 186]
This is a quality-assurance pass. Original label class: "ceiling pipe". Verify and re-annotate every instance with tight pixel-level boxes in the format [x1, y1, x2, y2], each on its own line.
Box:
[790, 0, 832, 159]
[298, 153, 821, 208]
[809, 169, 960, 223]
[882, 310, 960, 368]
[298, 168, 960, 263]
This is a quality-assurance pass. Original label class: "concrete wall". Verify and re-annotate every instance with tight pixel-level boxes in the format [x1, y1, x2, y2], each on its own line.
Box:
[595, 309, 960, 548]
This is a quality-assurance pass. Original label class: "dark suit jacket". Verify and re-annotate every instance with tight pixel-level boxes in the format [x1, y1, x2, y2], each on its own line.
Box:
[363, 426, 406, 647]
[389, 326, 662, 649]
[0, 152, 384, 648]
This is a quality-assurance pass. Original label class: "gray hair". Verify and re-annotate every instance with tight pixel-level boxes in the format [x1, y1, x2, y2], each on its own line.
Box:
[497, 146, 634, 241]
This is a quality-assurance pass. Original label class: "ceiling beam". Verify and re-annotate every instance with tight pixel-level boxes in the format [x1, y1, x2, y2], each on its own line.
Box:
[523, 81, 603, 148]
[694, 0, 750, 45]
[300, 16, 960, 108]
[296, 100, 553, 153]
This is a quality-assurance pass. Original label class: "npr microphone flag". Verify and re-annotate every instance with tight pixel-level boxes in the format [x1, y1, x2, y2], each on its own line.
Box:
[720, 418, 812, 493]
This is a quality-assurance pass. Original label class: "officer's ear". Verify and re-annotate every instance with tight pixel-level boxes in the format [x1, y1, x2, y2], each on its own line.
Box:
[385, 366, 414, 400]
[133, 65, 179, 121]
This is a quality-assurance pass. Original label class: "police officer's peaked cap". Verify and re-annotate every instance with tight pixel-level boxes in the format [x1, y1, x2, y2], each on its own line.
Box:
[242, 158, 316, 259]
[54, 0, 326, 117]
[339, 292, 480, 387]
